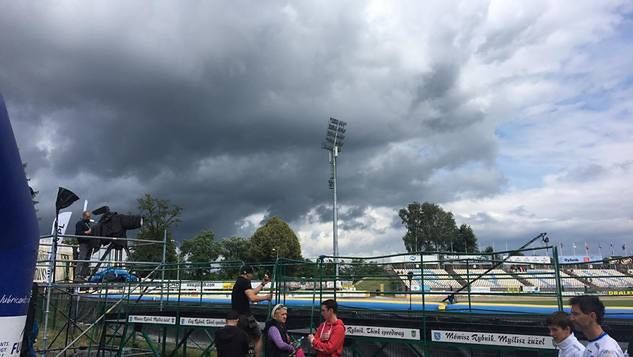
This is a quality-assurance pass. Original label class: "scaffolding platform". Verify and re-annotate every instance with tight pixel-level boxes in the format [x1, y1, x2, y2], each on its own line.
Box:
[33, 234, 633, 356]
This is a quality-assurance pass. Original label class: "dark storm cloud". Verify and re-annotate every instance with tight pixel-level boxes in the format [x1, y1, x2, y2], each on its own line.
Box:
[1, 2, 502, 241]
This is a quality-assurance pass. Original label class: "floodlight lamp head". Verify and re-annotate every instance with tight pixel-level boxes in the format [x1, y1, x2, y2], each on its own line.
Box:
[328, 123, 346, 133]
[321, 142, 332, 150]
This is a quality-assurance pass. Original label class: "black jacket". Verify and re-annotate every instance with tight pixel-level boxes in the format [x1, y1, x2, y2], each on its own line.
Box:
[264, 320, 292, 357]
[74, 220, 92, 244]
[215, 325, 249, 357]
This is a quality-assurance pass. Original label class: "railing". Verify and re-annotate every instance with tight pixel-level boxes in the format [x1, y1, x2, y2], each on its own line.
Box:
[32, 233, 633, 356]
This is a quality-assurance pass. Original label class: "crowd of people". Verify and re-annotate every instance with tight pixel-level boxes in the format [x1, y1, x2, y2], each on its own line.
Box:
[217, 265, 630, 357]
[216, 265, 346, 357]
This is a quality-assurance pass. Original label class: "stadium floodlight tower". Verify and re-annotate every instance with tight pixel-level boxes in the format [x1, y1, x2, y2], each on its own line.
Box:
[322, 117, 347, 279]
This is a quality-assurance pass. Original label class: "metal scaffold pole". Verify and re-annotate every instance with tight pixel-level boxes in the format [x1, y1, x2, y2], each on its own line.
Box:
[161, 229, 167, 311]
[41, 214, 59, 356]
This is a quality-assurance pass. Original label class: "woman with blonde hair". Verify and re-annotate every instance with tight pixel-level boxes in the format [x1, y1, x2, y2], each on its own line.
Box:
[264, 304, 304, 357]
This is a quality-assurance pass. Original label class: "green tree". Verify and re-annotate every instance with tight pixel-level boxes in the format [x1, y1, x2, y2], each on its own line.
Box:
[481, 245, 497, 261]
[130, 194, 181, 277]
[399, 202, 457, 252]
[250, 217, 302, 262]
[453, 224, 478, 253]
[180, 230, 222, 279]
[291, 258, 319, 279]
[217, 236, 252, 279]
[341, 259, 385, 283]
[219, 236, 252, 261]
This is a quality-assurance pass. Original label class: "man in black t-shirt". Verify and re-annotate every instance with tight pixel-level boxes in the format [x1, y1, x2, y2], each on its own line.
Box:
[74, 211, 95, 280]
[215, 311, 249, 357]
[231, 265, 271, 357]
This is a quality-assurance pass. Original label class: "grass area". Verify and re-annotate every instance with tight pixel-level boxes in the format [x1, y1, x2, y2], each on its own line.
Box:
[354, 277, 401, 292]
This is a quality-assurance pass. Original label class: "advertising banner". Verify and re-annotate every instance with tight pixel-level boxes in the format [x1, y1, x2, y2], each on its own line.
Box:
[431, 330, 555, 350]
[503, 256, 551, 264]
[0, 96, 41, 355]
[386, 255, 440, 264]
[559, 256, 603, 264]
[180, 317, 225, 327]
[128, 315, 176, 325]
[346, 325, 420, 341]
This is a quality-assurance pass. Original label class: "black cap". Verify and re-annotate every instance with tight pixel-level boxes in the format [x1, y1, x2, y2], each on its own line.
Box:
[241, 265, 254, 274]
[226, 311, 240, 320]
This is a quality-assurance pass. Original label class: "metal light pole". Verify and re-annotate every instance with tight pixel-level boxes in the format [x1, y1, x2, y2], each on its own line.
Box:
[407, 271, 413, 311]
[322, 118, 346, 280]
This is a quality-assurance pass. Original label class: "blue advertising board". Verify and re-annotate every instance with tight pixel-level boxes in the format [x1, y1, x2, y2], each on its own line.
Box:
[0, 95, 40, 354]
[559, 256, 603, 264]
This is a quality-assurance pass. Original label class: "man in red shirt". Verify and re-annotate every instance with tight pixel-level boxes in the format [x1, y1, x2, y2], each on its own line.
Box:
[308, 299, 345, 357]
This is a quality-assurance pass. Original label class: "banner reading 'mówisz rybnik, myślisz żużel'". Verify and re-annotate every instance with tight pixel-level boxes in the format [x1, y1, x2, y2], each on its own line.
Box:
[0, 95, 40, 355]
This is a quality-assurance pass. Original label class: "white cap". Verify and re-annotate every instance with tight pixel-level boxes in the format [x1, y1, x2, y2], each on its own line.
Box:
[271, 304, 286, 319]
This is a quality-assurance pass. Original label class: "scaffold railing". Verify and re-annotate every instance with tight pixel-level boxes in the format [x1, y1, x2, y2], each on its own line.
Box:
[31, 233, 633, 356]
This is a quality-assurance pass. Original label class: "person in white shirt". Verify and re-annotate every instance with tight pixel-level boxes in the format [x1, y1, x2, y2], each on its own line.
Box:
[569, 295, 624, 357]
[546, 311, 585, 357]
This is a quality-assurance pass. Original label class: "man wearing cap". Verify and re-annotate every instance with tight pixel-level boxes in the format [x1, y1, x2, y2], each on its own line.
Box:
[231, 265, 272, 357]
[215, 311, 250, 357]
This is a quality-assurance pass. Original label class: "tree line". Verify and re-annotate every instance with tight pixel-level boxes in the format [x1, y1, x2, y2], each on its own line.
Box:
[399, 201, 482, 254]
[129, 194, 303, 279]
[128, 195, 488, 279]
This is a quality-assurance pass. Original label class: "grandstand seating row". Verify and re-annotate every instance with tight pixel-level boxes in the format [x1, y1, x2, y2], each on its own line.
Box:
[454, 269, 520, 289]
[393, 268, 633, 291]
[573, 269, 633, 288]
[395, 269, 460, 291]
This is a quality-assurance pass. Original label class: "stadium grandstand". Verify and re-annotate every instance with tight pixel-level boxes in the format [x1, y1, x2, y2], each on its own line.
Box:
[387, 254, 633, 293]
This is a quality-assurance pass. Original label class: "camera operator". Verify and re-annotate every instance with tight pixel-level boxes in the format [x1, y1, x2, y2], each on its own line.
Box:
[74, 211, 94, 281]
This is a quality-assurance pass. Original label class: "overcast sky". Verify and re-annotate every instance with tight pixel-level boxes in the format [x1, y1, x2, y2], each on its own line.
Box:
[2, 1, 632, 259]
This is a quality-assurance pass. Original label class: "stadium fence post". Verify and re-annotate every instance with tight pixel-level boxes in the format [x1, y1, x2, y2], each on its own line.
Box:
[466, 258, 472, 312]
[419, 253, 427, 352]
[267, 258, 280, 320]
[318, 256, 324, 305]
[309, 259, 320, 331]
[160, 229, 167, 312]
[552, 246, 564, 311]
